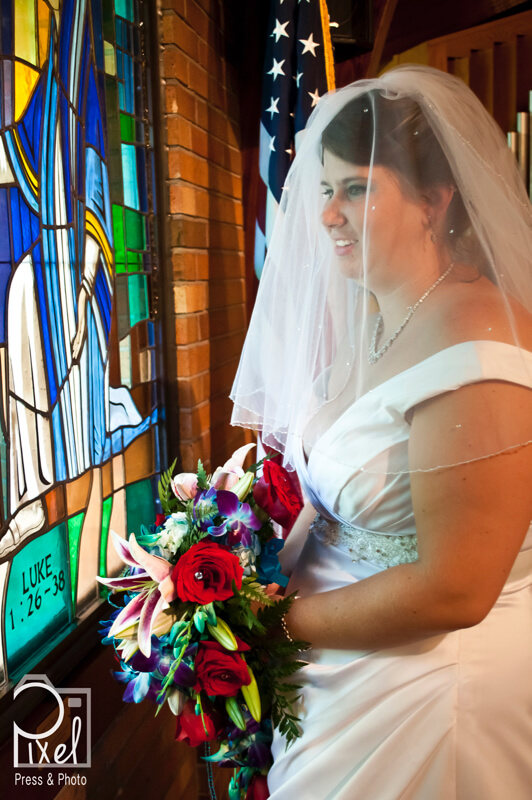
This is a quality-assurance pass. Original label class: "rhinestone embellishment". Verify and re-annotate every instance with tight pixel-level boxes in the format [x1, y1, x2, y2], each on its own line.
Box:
[311, 515, 418, 568]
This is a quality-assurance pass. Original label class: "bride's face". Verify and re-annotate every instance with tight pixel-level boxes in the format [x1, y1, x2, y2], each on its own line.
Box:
[320, 150, 428, 285]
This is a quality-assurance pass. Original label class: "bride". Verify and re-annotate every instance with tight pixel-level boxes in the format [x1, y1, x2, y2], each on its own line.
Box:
[231, 66, 532, 799]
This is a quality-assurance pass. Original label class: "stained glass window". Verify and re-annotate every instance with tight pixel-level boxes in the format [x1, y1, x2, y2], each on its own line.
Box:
[0, 0, 163, 685]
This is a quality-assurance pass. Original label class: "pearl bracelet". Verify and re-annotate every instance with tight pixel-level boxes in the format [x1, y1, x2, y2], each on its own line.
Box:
[280, 595, 302, 648]
[280, 613, 295, 645]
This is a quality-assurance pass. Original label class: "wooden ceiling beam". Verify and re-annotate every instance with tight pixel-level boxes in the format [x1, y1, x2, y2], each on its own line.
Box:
[366, 0, 400, 78]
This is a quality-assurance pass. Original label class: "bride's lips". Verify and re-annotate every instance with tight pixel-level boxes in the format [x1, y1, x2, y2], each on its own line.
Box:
[333, 238, 358, 256]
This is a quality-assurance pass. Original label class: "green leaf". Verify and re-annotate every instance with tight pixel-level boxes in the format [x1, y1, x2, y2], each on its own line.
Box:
[238, 578, 274, 606]
[196, 460, 209, 490]
[157, 458, 186, 515]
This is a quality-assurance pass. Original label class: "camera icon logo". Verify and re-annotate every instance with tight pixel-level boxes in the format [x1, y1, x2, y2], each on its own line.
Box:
[13, 674, 91, 768]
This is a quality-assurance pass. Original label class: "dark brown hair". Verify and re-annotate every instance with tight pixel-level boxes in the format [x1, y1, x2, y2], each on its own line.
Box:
[321, 91, 472, 244]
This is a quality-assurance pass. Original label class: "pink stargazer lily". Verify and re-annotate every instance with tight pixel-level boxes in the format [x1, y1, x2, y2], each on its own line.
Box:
[97, 532, 177, 657]
[211, 443, 256, 491]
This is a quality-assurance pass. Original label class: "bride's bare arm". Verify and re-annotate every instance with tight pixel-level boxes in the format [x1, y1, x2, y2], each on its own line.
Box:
[284, 380, 532, 649]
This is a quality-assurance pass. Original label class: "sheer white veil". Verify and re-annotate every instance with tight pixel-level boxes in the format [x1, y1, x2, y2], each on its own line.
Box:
[230, 65, 532, 474]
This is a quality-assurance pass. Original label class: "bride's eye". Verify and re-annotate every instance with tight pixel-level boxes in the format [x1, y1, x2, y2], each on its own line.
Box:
[321, 186, 333, 199]
[347, 183, 367, 199]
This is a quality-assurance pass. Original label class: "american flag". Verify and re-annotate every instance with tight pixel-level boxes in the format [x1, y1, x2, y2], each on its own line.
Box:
[256, 0, 335, 279]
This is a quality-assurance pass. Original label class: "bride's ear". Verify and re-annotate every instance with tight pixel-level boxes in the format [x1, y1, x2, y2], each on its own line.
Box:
[422, 185, 456, 227]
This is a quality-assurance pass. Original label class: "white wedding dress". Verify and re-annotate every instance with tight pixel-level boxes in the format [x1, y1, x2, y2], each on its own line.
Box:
[268, 341, 532, 800]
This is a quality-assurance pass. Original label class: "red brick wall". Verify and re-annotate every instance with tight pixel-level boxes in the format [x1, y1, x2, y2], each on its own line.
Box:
[161, 0, 251, 474]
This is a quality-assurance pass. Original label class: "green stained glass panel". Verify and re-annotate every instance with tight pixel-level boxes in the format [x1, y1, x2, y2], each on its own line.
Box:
[127, 250, 142, 270]
[113, 204, 126, 272]
[126, 479, 155, 538]
[68, 512, 85, 610]
[120, 113, 135, 143]
[124, 208, 146, 250]
[99, 496, 113, 578]
[128, 275, 149, 326]
[5, 525, 73, 678]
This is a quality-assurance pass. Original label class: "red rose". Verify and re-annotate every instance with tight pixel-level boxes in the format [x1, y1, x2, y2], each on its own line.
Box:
[194, 640, 251, 697]
[246, 775, 270, 800]
[175, 698, 224, 747]
[172, 542, 243, 603]
[253, 460, 303, 533]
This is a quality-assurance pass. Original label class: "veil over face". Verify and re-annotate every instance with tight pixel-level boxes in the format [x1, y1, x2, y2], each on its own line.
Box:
[230, 65, 532, 481]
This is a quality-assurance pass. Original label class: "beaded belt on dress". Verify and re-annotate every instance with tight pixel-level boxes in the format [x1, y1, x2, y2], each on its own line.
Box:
[310, 514, 418, 568]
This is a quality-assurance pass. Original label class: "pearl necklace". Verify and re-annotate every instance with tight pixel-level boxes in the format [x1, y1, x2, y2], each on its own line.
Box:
[368, 262, 455, 365]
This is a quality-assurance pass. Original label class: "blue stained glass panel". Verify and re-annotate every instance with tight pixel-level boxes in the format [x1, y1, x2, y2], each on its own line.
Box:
[1, 3, 11, 55]
[86, 68, 105, 156]
[10, 189, 22, 262]
[136, 146, 148, 213]
[91, 0, 105, 70]
[20, 80, 44, 174]
[124, 54, 134, 114]
[0, 262, 10, 343]
[0, 189, 10, 263]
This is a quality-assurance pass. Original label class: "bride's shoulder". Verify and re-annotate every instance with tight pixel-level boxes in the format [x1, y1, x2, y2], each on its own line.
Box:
[432, 271, 532, 352]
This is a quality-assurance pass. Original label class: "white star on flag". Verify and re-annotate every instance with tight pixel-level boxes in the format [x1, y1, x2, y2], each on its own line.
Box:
[271, 18, 290, 43]
[308, 88, 320, 107]
[294, 71, 304, 88]
[266, 97, 280, 119]
[267, 58, 286, 81]
[300, 32, 320, 57]
[270, 136, 276, 152]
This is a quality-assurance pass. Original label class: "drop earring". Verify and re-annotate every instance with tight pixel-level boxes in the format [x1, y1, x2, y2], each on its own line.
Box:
[427, 215, 436, 243]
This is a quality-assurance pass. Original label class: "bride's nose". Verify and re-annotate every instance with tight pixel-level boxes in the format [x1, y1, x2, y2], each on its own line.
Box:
[321, 196, 346, 228]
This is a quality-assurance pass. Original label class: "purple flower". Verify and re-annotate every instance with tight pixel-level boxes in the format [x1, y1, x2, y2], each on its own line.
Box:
[208, 491, 261, 545]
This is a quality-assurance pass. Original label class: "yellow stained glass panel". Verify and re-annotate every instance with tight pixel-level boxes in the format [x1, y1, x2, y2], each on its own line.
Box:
[37, 0, 51, 66]
[14, 61, 39, 122]
[15, 0, 37, 67]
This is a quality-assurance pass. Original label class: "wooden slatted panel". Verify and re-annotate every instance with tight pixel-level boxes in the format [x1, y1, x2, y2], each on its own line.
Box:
[469, 48, 494, 113]
[493, 40, 517, 133]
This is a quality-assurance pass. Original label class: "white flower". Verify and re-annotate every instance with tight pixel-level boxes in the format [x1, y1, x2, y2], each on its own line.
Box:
[157, 513, 189, 555]
[233, 537, 261, 576]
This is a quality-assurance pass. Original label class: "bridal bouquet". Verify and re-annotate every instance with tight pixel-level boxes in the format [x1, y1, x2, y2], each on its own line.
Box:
[98, 444, 307, 800]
